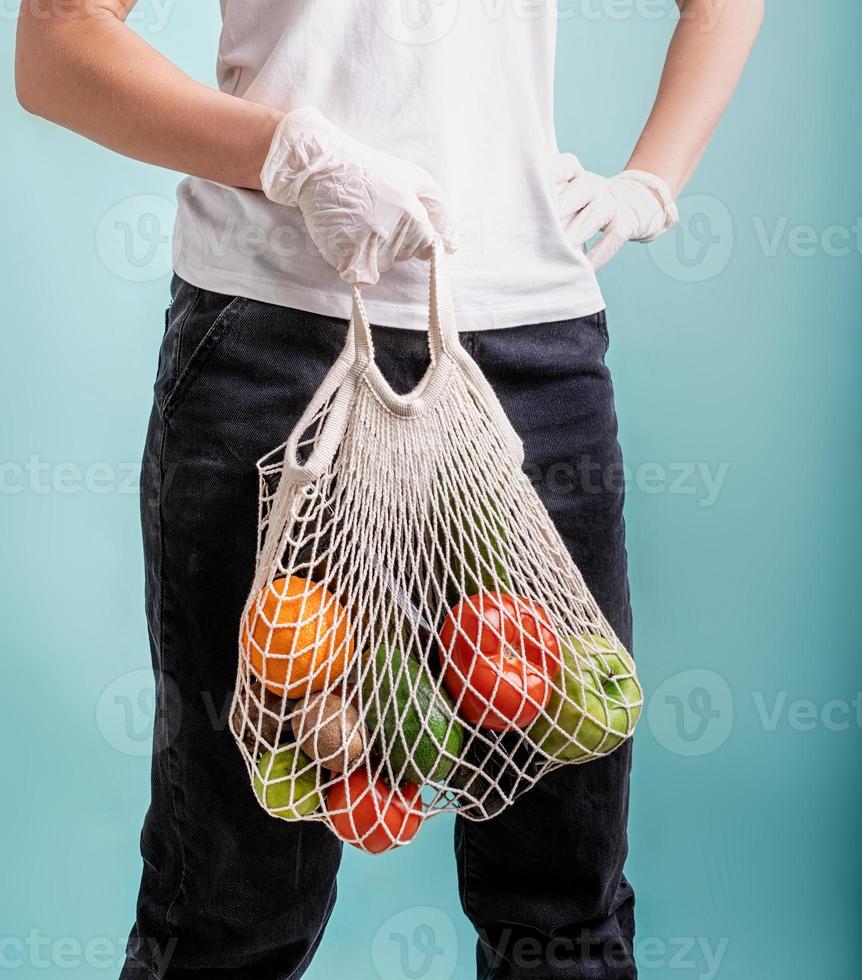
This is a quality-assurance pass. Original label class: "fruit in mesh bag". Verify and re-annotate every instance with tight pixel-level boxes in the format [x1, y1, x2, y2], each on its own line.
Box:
[440, 592, 561, 731]
[243, 575, 354, 698]
[254, 744, 322, 819]
[326, 769, 422, 853]
[290, 691, 367, 774]
[231, 677, 285, 756]
[528, 634, 642, 760]
[441, 494, 511, 607]
[361, 643, 464, 784]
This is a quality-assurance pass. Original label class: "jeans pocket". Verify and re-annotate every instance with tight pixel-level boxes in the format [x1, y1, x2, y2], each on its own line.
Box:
[159, 286, 247, 420]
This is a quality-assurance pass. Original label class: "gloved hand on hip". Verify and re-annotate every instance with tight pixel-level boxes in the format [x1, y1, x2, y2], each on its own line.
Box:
[555, 153, 679, 271]
[261, 107, 458, 286]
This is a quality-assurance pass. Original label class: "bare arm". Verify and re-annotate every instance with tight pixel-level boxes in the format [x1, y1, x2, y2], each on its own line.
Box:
[626, 0, 765, 195]
[15, 0, 282, 189]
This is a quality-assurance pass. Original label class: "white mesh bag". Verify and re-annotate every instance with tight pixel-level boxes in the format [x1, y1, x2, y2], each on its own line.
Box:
[231, 246, 642, 853]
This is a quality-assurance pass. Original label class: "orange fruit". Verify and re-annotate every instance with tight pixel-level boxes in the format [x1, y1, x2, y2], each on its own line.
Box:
[243, 575, 354, 698]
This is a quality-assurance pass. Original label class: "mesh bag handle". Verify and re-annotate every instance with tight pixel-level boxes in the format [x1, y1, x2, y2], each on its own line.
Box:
[283, 243, 522, 483]
[352, 240, 459, 367]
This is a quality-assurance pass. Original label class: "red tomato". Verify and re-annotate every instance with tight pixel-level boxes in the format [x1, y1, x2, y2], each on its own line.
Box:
[326, 770, 422, 853]
[440, 592, 561, 731]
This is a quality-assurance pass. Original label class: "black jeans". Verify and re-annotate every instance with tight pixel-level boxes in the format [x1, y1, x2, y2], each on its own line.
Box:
[121, 277, 635, 980]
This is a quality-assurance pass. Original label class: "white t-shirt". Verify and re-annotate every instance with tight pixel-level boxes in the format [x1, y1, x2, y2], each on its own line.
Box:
[172, 0, 604, 330]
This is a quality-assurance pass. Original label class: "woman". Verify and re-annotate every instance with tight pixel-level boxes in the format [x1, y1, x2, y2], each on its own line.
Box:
[16, 1, 763, 977]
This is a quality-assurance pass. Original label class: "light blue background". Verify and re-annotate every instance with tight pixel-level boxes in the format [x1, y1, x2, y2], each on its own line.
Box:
[1, 2, 860, 978]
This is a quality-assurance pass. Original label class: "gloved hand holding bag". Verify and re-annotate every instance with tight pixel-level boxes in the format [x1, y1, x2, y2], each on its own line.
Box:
[261, 107, 458, 286]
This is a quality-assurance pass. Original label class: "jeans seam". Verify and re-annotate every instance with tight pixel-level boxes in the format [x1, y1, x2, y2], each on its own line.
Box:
[284, 877, 339, 979]
[458, 819, 477, 920]
[125, 950, 160, 979]
[597, 309, 610, 354]
[155, 417, 190, 937]
[160, 286, 202, 417]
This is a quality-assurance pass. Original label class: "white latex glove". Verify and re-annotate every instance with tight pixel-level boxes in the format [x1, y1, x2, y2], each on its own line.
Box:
[555, 153, 679, 271]
[261, 107, 458, 286]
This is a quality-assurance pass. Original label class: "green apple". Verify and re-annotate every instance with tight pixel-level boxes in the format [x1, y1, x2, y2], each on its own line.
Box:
[528, 634, 642, 761]
[254, 745, 322, 819]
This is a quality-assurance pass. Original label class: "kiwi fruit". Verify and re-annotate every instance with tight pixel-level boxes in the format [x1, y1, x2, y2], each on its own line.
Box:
[291, 692, 366, 773]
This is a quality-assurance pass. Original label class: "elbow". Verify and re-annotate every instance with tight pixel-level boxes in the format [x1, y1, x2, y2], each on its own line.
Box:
[14, 18, 69, 120]
[15, 30, 46, 116]
[15, 70, 42, 118]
